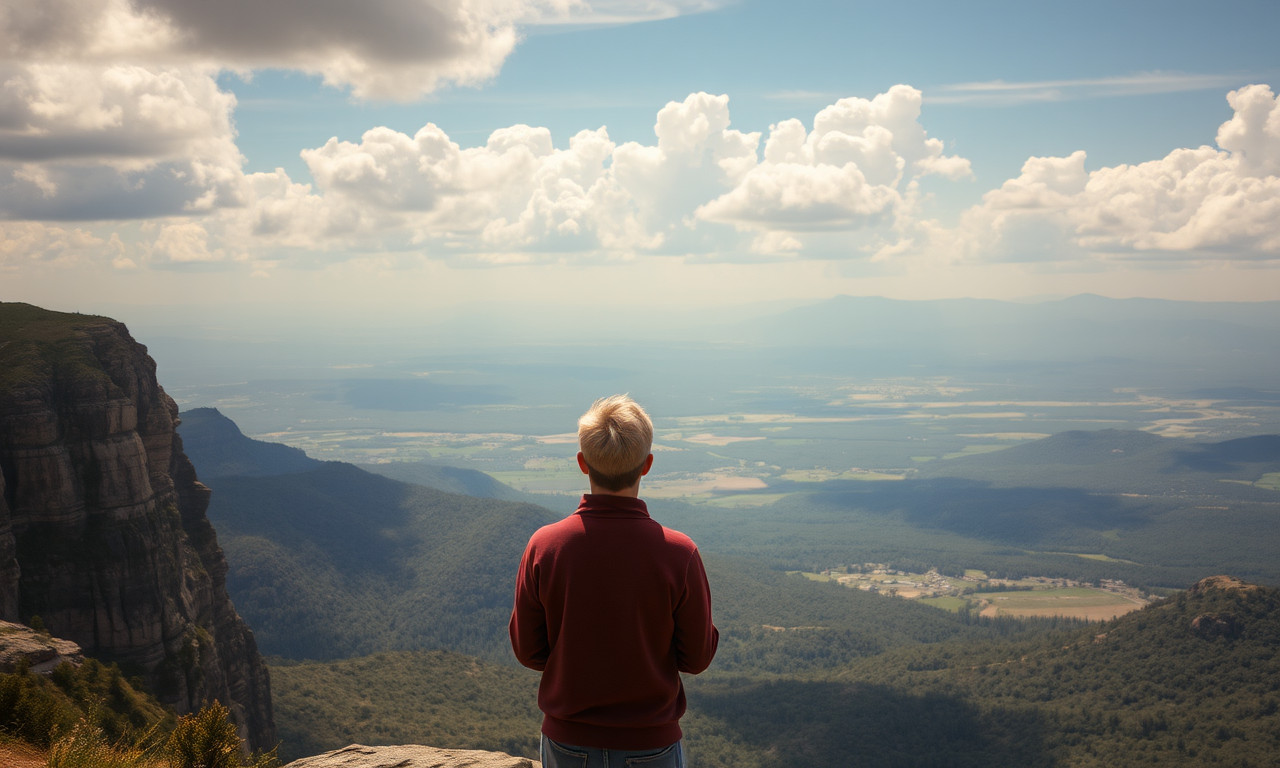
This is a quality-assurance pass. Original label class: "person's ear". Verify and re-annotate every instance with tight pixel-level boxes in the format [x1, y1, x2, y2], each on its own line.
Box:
[640, 453, 654, 476]
[577, 452, 591, 475]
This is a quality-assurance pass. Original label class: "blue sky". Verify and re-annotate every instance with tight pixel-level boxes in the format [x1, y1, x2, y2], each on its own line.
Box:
[3, 0, 1280, 328]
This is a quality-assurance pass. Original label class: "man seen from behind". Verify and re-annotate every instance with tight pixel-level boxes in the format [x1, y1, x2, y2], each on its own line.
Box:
[509, 394, 719, 768]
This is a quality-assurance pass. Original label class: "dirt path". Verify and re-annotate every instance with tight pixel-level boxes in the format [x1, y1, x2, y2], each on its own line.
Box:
[0, 742, 46, 768]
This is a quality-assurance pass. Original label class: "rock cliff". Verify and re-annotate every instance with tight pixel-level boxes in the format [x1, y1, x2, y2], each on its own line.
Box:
[0, 303, 274, 750]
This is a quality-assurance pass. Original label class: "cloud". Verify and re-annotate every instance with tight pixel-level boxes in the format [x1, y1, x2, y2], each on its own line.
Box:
[226, 92, 763, 261]
[0, 221, 123, 267]
[7, 81, 1277, 273]
[930, 72, 1249, 105]
[2, 0, 622, 101]
[697, 85, 970, 256]
[942, 84, 1280, 262]
[0, 63, 245, 219]
[529, 0, 732, 26]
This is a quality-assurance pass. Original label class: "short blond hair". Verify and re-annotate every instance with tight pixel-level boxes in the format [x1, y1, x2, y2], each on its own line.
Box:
[578, 394, 653, 491]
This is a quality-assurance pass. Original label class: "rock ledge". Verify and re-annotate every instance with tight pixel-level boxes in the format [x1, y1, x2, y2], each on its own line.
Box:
[283, 744, 537, 768]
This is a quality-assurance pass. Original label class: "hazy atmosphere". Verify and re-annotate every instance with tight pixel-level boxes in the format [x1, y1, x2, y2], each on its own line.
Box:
[4, 0, 1280, 332]
[5, 5, 1280, 766]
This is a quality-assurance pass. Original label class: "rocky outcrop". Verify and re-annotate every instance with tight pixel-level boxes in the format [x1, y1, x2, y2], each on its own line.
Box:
[1190, 612, 1243, 639]
[0, 619, 84, 674]
[0, 303, 274, 750]
[283, 744, 537, 768]
[1187, 574, 1262, 595]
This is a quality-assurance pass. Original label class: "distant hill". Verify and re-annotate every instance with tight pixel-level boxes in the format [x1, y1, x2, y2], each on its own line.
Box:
[916, 428, 1280, 496]
[178, 407, 321, 478]
[177, 406, 529, 500]
[356, 460, 530, 502]
[1172, 434, 1280, 472]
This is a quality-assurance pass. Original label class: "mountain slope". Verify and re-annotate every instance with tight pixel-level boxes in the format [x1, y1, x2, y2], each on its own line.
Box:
[204, 462, 556, 660]
[178, 407, 320, 478]
[177, 406, 527, 499]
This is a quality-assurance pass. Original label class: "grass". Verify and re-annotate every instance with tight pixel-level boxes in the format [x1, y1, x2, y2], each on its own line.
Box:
[0, 304, 114, 393]
[920, 596, 969, 612]
[940, 445, 1009, 460]
[1257, 473, 1280, 491]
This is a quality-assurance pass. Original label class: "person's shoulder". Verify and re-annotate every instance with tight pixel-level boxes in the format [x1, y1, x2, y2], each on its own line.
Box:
[529, 512, 585, 541]
[659, 523, 699, 551]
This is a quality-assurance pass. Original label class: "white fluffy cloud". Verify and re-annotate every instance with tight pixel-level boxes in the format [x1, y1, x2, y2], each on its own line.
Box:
[216, 89, 974, 264]
[6, 79, 1278, 274]
[945, 84, 1280, 262]
[1, 0, 585, 101]
[223, 92, 764, 261]
[696, 86, 971, 255]
[0, 63, 244, 219]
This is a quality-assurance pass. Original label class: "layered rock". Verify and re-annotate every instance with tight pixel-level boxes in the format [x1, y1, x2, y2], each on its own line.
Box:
[0, 303, 274, 750]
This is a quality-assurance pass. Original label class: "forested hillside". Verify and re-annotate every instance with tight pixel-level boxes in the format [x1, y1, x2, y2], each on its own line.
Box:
[199, 462, 553, 660]
[268, 578, 1280, 766]
[177, 411, 1280, 766]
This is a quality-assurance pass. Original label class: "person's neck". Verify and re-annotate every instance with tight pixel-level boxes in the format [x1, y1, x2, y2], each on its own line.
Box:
[587, 483, 642, 498]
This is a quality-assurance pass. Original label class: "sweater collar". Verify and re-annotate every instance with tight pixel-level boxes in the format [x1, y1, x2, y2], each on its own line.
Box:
[576, 493, 650, 517]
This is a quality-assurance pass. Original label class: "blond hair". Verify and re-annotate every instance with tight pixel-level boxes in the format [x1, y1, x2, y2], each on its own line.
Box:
[578, 394, 653, 491]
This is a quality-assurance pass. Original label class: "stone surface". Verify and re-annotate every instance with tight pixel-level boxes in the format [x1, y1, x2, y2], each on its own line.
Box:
[283, 744, 538, 768]
[0, 620, 84, 674]
[0, 303, 275, 750]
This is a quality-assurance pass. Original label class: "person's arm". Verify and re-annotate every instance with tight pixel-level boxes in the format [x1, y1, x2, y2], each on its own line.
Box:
[509, 543, 550, 670]
[673, 548, 718, 674]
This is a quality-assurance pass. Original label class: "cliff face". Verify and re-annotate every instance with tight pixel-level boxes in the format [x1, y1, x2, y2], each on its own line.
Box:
[0, 303, 274, 750]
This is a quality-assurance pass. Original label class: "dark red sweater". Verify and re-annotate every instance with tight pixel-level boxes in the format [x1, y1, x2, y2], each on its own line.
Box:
[509, 494, 718, 749]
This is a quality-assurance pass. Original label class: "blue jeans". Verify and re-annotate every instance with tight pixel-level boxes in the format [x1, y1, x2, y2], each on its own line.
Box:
[540, 735, 685, 768]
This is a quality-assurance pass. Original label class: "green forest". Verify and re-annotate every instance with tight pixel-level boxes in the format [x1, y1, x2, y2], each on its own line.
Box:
[266, 578, 1280, 766]
[161, 411, 1280, 766]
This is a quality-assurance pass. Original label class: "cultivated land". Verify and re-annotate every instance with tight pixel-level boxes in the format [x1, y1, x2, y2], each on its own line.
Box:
[181, 381, 1280, 502]
[799, 565, 1153, 621]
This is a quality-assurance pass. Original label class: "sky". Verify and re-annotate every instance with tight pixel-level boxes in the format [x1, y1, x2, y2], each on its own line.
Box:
[3, 0, 1280, 331]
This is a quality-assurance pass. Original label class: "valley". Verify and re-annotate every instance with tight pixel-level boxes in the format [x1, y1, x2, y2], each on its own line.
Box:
[7, 297, 1280, 767]
[177, 377, 1280, 503]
